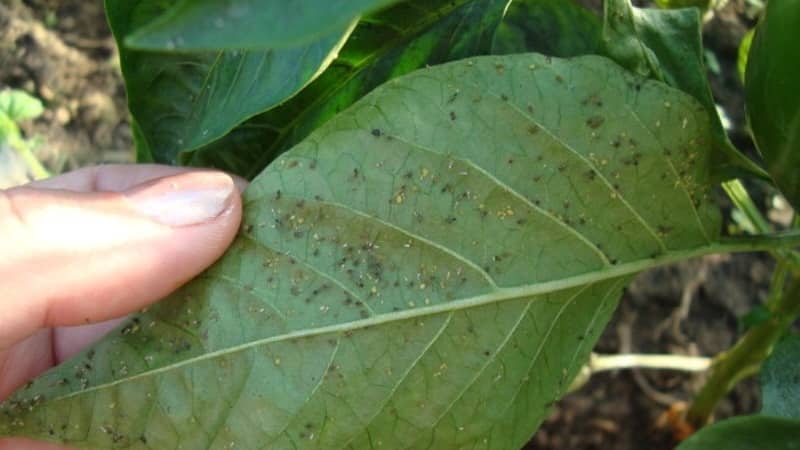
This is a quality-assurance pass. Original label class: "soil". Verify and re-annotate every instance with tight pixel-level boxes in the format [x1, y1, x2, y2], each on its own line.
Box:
[0, 1, 788, 450]
[0, 0, 132, 186]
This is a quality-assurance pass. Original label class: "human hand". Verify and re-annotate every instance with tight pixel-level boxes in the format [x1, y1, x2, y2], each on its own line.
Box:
[0, 165, 245, 449]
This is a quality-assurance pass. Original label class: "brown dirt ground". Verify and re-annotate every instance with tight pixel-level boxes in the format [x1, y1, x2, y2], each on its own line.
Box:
[0, 1, 789, 450]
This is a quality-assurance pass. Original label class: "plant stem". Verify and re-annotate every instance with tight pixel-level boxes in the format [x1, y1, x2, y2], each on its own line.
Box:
[589, 353, 711, 372]
[722, 179, 800, 269]
[569, 353, 711, 393]
[685, 275, 800, 427]
[722, 179, 772, 232]
[8, 137, 49, 180]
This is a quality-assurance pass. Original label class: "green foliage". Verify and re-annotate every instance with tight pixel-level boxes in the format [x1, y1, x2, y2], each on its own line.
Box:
[126, 0, 400, 50]
[106, 0, 354, 166]
[0, 89, 44, 122]
[0, 53, 723, 449]
[0, 88, 43, 145]
[188, 0, 510, 178]
[737, 28, 754, 84]
[676, 415, 800, 450]
[745, 0, 800, 208]
[760, 336, 800, 418]
[678, 336, 800, 450]
[653, 0, 709, 9]
[602, 0, 766, 181]
[3, 0, 800, 448]
[491, 0, 602, 57]
[0, 89, 49, 180]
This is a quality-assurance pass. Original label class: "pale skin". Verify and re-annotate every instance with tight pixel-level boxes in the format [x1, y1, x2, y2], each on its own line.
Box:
[0, 165, 246, 449]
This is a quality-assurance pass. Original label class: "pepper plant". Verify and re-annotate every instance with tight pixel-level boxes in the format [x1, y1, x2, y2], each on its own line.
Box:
[1, 0, 798, 449]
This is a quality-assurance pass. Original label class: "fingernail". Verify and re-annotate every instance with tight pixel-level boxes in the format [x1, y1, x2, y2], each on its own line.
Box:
[125, 171, 235, 227]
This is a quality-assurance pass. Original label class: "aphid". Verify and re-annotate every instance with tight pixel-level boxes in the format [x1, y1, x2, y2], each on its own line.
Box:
[371, 128, 382, 137]
[447, 90, 460, 103]
[586, 116, 605, 129]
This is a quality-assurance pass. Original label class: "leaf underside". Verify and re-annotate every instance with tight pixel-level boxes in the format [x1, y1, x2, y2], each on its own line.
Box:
[602, 0, 764, 181]
[0, 53, 720, 449]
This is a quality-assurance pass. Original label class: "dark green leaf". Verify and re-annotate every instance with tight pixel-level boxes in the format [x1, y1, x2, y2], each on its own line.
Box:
[1, 53, 720, 449]
[761, 335, 800, 418]
[105, 0, 352, 165]
[186, 0, 509, 178]
[676, 415, 800, 450]
[126, 0, 399, 50]
[738, 303, 771, 331]
[491, 0, 602, 57]
[602, 0, 767, 181]
[745, 0, 800, 207]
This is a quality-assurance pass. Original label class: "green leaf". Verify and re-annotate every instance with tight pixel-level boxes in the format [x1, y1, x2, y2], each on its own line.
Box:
[0, 89, 44, 122]
[105, 0, 353, 165]
[602, 0, 767, 181]
[0, 112, 21, 144]
[737, 28, 754, 85]
[127, 0, 399, 50]
[185, 0, 509, 178]
[745, 0, 800, 208]
[491, 0, 602, 57]
[1, 53, 721, 449]
[676, 415, 800, 450]
[760, 335, 800, 418]
[653, 0, 710, 9]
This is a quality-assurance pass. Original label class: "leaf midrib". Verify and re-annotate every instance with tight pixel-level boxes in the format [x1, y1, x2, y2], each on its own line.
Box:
[52, 242, 729, 403]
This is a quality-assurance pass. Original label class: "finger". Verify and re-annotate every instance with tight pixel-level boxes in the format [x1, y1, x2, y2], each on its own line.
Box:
[0, 437, 79, 450]
[0, 170, 243, 350]
[0, 330, 52, 399]
[28, 164, 249, 194]
[53, 319, 126, 363]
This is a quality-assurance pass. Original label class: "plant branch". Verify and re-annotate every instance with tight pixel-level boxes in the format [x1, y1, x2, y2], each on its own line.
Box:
[722, 179, 800, 270]
[569, 353, 711, 393]
[589, 353, 711, 372]
[685, 274, 800, 427]
[7, 136, 49, 180]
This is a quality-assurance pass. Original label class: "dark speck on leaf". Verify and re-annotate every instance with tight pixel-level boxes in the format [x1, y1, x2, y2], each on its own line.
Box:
[371, 128, 382, 137]
[586, 116, 605, 129]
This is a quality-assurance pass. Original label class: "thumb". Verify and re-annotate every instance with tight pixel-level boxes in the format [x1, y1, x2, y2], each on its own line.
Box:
[0, 170, 243, 348]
